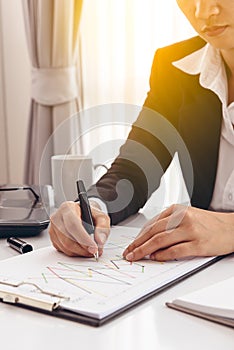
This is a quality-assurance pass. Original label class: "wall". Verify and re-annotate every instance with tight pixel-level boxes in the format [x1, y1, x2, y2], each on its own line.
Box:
[0, 0, 31, 184]
[0, 1, 8, 183]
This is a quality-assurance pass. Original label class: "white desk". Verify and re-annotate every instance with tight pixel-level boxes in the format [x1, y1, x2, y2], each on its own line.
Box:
[0, 210, 233, 350]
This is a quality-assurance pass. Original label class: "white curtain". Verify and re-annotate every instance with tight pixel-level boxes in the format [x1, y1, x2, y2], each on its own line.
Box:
[79, 0, 195, 154]
[22, 0, 83, 185]
[80, 0, 195, 106]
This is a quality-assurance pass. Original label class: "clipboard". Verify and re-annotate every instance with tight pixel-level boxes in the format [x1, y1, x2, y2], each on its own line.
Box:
[0, 256, 223, 327]
[0, 185, 52, 238]
[0, 227, 224, 327]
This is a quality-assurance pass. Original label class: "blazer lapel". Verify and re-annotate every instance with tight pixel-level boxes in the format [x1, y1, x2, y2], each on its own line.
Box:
[178, 75, 223, 208]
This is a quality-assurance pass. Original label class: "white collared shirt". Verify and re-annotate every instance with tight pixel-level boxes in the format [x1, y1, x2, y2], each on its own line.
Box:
[173, 43, 234, 211]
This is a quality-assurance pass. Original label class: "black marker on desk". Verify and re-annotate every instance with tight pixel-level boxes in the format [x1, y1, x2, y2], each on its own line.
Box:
[7, 237, 33, 254]
[76, 180, 99, 261]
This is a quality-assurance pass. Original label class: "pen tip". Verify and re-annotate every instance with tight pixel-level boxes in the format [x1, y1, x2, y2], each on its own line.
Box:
[94, 252, 99, 262]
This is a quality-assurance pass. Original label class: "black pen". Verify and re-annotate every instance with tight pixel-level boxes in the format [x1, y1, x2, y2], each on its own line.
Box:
[7, 237, 33, 254]
[76, 180, 98, 261]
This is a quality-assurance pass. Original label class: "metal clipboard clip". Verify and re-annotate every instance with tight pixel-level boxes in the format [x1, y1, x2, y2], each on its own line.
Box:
[0, 280, 70, 312]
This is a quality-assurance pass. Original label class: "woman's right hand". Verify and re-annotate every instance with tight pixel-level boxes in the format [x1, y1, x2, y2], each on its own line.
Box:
[49, 201, 111, 257]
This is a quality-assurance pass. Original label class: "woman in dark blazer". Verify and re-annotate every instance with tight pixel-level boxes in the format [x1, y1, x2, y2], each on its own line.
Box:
[49, 0, 234, 261]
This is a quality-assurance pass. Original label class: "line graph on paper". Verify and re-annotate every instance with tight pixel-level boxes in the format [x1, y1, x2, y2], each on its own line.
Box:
[22, 227, 187, 308]
[36, 257, 146, 301]
[0, 225, 205, 318]
[26, 231, 151, 302]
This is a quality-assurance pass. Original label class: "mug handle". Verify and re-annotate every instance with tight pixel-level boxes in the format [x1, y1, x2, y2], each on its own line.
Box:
[94, 163, 109, 171]
[93, 163, 109, 181]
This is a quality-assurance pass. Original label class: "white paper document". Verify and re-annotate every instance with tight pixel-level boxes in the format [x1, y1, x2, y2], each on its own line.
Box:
[0, 226, 219, 322]
[166, 275, 234, 327]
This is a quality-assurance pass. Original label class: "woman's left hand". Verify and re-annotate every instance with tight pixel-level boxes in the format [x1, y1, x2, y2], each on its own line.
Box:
[123, 204, 234, 261]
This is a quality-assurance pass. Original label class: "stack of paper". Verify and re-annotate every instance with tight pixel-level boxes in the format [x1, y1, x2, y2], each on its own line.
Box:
[166, 276, 234, 328]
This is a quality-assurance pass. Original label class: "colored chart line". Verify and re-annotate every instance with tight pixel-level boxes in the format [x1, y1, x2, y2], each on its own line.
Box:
[41, 273, 48, 283]
[47, 266, 93, 294]
[88, 268, 132, 286]
[37, 251, 148, 300]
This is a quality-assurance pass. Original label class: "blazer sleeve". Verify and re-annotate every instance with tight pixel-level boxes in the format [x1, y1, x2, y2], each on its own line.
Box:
[87, 48, 184, 225]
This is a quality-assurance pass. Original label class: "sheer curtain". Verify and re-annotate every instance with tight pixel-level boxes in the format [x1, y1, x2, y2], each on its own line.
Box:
[79, 0, 195, 153]
[22, 0, 83, 185]
[80, 0, 195, 109]
[78, 0, 196, 206]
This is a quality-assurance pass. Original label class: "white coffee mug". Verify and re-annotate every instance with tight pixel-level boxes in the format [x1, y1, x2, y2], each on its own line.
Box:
[51, 155, 94, 208]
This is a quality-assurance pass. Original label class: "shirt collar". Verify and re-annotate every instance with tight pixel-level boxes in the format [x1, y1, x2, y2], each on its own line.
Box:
[172, 43, 227, 105]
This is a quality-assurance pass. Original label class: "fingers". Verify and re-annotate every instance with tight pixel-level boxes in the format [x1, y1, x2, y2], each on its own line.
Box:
[136, 209, 170, 237]
[150, 204, 188, 229]
[123, 205, 189, 259]
[122, 204, 191, 261]
[93, 209, 110, 247]
[49, 201, 111, 257]
[49, 224, 94, 257]
[65, 214, 98, 254]
[91, 205, 111, 256]
[150, 242, 197, 261]
[53, 202, 97, 250]
[123, 228, 188, 261]
[136, 204, 188, 239]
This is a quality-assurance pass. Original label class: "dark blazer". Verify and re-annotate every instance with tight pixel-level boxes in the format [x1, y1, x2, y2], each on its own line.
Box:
[88, 36, 223, 225]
